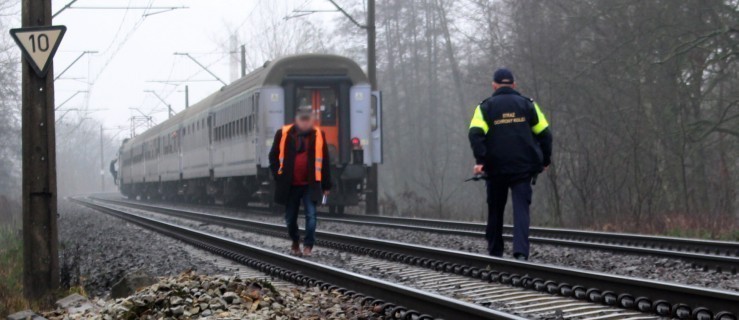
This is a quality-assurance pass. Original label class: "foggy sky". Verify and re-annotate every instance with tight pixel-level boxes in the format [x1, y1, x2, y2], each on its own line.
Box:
[27, 0, 341, 135]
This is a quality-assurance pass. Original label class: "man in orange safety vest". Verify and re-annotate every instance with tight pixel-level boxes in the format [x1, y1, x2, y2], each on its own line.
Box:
[269, 105, 332, 256]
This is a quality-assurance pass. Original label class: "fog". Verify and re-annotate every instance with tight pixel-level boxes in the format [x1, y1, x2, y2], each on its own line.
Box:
[0, 0, 736, 237]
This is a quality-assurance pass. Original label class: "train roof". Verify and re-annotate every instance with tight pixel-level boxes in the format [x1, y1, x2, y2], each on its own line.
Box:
[123, 53, 368, 147]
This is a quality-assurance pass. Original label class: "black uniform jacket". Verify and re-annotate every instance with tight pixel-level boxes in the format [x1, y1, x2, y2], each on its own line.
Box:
[468, 87, 553, 175]
[268, 126, 332, 205]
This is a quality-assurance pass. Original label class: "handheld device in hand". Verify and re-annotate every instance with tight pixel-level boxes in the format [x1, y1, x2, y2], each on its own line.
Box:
[465, 173, 488, 182]
[321, 195, 328, 205]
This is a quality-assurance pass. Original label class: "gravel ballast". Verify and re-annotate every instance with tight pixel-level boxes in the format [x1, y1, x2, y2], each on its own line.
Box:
[107, 197, 739, 292]
[59, 200, 233, 297]
[43, 271, 377, 320]
[107, 203, 659, 319]
[59, 200, 391, 319]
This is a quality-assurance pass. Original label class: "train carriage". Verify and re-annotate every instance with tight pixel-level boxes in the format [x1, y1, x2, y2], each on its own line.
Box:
[116, 54, 382, 213]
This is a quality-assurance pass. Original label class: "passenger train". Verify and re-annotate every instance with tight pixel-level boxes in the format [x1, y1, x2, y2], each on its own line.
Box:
[114, 54, 382, 213]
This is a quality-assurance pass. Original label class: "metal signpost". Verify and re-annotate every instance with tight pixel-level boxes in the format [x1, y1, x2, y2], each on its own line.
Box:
[9, 0, 65, 300]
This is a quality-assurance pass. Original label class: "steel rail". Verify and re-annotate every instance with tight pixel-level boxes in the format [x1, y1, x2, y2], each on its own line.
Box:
[71, 198, 525, 320]
[95, 197, 739, 273]
[317, 218, 739, 273]
[316, 216, 739, 258]
[94, 196, 739, 259]
[89, 197, 739, 320]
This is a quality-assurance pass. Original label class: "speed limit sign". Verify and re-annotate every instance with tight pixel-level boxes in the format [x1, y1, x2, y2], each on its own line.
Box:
[10, 25, 66, 78]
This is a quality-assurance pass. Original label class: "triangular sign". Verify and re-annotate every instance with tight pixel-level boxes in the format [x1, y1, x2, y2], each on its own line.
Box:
[9, 25, 67, 78]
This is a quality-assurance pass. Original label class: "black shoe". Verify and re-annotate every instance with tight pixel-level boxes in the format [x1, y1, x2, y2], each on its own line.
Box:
[513, 253, 528, 261]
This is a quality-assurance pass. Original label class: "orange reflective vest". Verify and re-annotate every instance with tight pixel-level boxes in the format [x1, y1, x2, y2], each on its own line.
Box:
[277, 124, 324, 181]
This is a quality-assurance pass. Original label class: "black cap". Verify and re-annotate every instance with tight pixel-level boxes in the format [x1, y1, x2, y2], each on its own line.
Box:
[493, 68, 514, 84]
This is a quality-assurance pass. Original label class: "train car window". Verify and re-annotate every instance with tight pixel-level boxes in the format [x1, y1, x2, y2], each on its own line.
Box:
[320, 91, 338, 126]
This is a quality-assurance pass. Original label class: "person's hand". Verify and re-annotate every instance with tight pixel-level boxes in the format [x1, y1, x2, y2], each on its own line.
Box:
[473, 164, 484, 175]
[323, 190, 330, 196]
[543, 166, 549, 172]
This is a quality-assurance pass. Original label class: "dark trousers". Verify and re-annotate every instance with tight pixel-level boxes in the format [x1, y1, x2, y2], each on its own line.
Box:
[486, 175, 532, 258]
[284, 185, 317, 247]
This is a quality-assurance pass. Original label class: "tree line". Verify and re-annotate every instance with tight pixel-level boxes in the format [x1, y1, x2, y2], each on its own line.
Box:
[334, 0, 737, 237]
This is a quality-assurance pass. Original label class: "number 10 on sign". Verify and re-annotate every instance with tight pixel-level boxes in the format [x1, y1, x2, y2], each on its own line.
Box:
[10, 25, 66, 78]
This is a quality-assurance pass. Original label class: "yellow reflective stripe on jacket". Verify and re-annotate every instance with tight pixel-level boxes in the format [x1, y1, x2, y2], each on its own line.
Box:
[531, 102, 549, 134]
[469, 105, 489, 134]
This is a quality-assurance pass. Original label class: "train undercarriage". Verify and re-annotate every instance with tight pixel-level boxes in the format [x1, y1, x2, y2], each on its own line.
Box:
[120, 165, 366, 214]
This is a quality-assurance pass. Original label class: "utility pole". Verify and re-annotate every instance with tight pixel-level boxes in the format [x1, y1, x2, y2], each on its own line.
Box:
[293, 0, 379, 214]
[229, 34, 238, 82]
[240, 44, 246, 78]
[100, 124, 105, 192]
[365, 0, 379, 215]
[185, 85, 189, 109]
[18, 0, 60, 299]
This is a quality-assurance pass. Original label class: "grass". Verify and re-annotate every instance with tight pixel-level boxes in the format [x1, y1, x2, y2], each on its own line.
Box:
[0, 226, 28, 317]
[595, 212, 738, 241]
[0, 226, 89, 318]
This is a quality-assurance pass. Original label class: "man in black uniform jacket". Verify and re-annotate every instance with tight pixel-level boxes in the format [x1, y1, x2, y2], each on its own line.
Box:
[468, 68, 553, 261]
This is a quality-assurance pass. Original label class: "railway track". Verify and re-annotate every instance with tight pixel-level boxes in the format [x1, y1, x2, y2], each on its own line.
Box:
[93, 196, 739, 274]
[83, 197, 739, 320]
[318, 215, 739, 258]
[71, 197, 523, 320]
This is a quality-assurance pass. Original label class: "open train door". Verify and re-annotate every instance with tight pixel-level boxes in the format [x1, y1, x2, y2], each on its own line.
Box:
[371, 91, 383, 164]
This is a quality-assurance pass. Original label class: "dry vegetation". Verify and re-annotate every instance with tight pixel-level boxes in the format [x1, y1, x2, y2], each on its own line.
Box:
[334, 0, 738, 236]
[0, 197, 32, 318]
